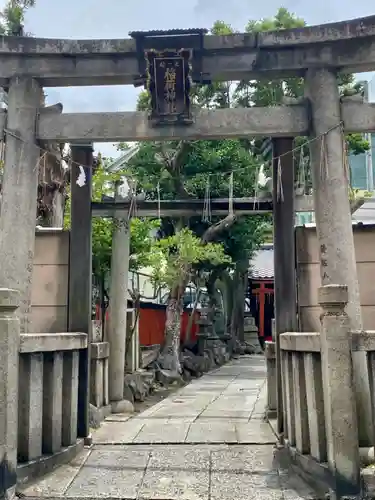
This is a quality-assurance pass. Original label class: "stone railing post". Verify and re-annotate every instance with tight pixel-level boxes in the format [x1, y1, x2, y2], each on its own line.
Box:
[265, 341, 277, 418]
[0, 289, 20, 500]
[108, 181, 130, 413]
[318, 284, 360, 498]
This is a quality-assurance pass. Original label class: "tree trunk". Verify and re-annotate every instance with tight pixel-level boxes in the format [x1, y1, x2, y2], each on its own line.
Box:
[36, 97, 67, 227]
[160, 291, 183, 374]
[51, 189, 65, 227]
[185, 287, 201, 344]
[206, 272, 218, 317]
[37, 143, 67, 227]
[215, 277, 230, 334]
[218, 270, 234, 333]
[236, 271, 247, 342]
[230, 268, 240, 339]
[230, 262, 248, 341]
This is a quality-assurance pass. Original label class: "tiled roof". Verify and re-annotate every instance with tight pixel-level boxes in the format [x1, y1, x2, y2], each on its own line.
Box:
[352, 197, 375, 224]
[249, 244, 274, 280]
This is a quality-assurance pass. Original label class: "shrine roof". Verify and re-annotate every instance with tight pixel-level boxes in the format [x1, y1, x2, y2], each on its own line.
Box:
[249, 244, 274, 280]
[302, 197, 375, 228]
[352, 197, 375, 224]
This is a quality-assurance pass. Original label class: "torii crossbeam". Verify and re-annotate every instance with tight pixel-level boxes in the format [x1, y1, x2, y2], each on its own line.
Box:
[91, 195, 314, 218]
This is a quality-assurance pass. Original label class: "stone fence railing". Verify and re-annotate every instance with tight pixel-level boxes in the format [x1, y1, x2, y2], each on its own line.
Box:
[266, 285, 375, 498]
[89, 308, 138, 425]
[17, 332, 88, 481]
[90, 341, 110, 418]
[0, 288, 88, 496]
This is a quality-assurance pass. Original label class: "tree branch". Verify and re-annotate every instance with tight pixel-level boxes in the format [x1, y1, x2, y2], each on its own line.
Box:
[350, 197, 365, 214]
[201, 214, 237, 243]
[156, 142, 191, 199]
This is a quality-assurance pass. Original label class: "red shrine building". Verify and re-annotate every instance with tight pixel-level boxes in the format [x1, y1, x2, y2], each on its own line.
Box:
[247, 244, 274, 343]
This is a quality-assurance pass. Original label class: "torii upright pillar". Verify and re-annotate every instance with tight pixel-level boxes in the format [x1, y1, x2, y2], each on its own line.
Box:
[0, 77, 43, 332]
[272, 137, 298, 437]
[107, 181, 131, 413]
[69, 143, 93, 440]
[305, 67, 373, 446]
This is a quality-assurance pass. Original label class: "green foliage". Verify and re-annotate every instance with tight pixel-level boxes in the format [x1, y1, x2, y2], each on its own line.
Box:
[130, 217, 160, 270]
[124, 6, 366, 279]
[64, 156, 160, 277]
[149, 227, 231, 290]
[222, 216, 272, 263]
[0, 0, 35, 35]
[136, 90, 151, 111]
[233, 9, 305, 108]
[120, 135, 271, 264]
[122, 139, 260, 200]
[347, 133, 371, 156]
[235, 8, 369, 157]
[246, 7, 305, 32]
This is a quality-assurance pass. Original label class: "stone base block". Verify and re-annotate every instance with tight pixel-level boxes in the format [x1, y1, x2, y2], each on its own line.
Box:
[111, 399, 134, 414]
[17, 439, 84, 486]
[89, 403, 112, 429]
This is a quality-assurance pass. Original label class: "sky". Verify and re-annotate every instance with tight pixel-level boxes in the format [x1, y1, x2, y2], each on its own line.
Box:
[5, 0, 375, 158]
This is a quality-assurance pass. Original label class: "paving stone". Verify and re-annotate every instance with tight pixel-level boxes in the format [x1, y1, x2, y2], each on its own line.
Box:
[198, 409, 251, 420]
[19, 448, 91, 497]
[148, 445, 210, 471]
[138, 468, 209, 500]
[251, 412, 267, 420]
[92, 420, 145, 444]
[279, 472, 318, 499]
[210, 472, 282, 500]
[66, 448, 150, 498]
[93, 444, 154, 453]
[133, 420, 190, 443]
[186, 421, 237, 443]
[171, 395, 217, 404]
[136, 404, 164, 418]
[211, 445, 277, 473]
[166, 416, 196, 424]
[105, 413, 132, 422]
[208, 395, 256, 405]
[235, 422, 276, 444]
[206, 402, 254, 413]
[251, 398, 268, 416]
[18, 357, 316, 500]
[180, 387, 227, 394]
[150, 405, 203, 418]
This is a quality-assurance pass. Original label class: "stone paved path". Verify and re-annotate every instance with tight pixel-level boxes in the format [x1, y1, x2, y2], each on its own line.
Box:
[20, 356, 316, 500]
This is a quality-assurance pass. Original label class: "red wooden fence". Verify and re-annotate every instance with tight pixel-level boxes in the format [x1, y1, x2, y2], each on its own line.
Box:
[96, 302, 200, 346]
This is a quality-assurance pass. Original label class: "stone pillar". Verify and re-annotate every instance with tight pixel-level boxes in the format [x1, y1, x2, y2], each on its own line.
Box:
[265, 341, 277, 419]
[305, 68, 372, 446]
[318, 285, 360, 499]
[69, 144, 93, 439]
[272, 138, 297, 436]
[0, 77, 42, 333]
[108, 181, 131, 413]
[125, 308, 140, 373]
[243, 315, 261, 352]
[0, 289, 20, 500]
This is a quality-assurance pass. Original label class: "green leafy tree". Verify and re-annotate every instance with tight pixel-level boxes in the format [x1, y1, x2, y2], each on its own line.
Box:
[234, 7, 369, 192]
[148, 227, 231, 373]
[0, 0, 35, 35]
[0, 1, 71, 227]
[122, 8, 372, 349]
[64, 156, 159, 284]
[121, 91, 271, 346]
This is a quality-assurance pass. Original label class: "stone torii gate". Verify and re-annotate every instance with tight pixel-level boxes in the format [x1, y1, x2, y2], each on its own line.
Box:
[0, 15, 375, 497]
